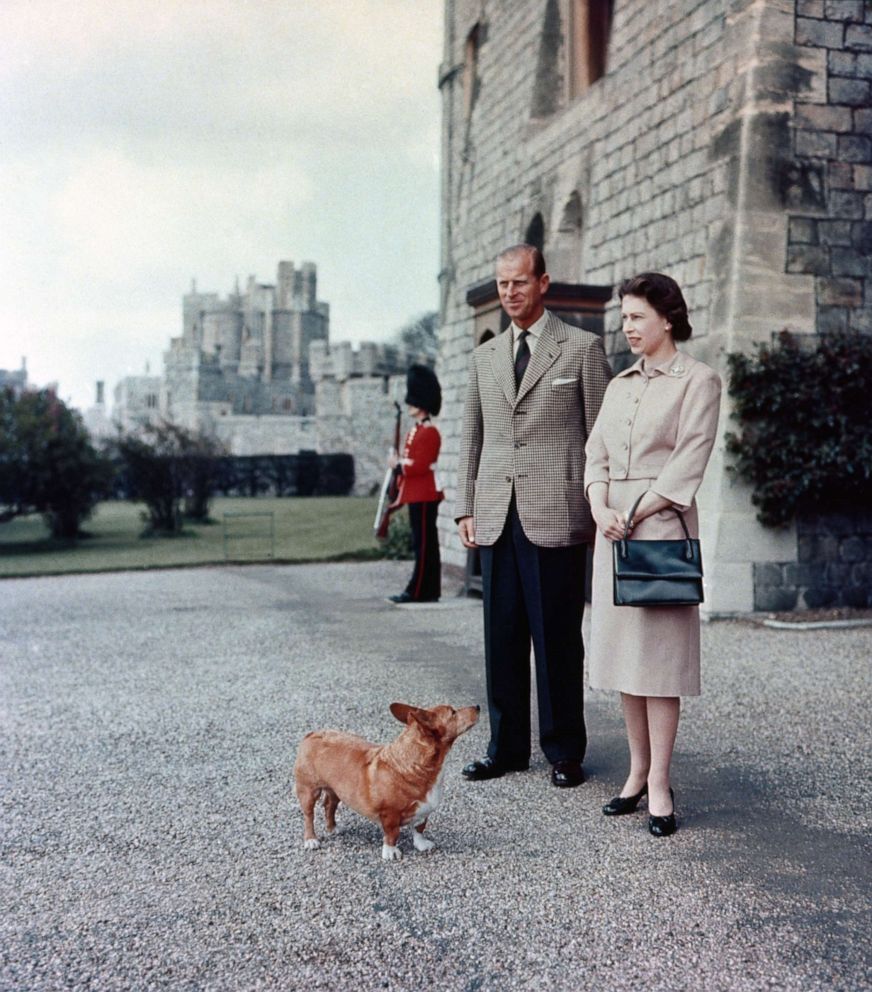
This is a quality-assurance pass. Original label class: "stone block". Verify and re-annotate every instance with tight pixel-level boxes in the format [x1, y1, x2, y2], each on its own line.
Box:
[755, 584, 800, 612]
[828, 161, 855, 190]
[853, 220, 872, 250]
[824, 1, 866, 23]
[787, 244, 830, 274]
[828, 50, 857, 74]
[837, 135, 872, 163]
[798, 17, 845, 47]
[824, 561, 853, 584]
[789, 217, 818, 243]
[796, 130, 839, 157]
[846, 23, 872, 50]
[853, 165, 872, 189]
[830, 77, 872, 105]
[831, 247, 870, 275]
[798, 0, 824, 15]
[816, 276, 864, 304]
[817, 219, 854, 244]
[830, 190, 866, 217]
[800, 585, 838, 608]
[841, 535, 867, 561]
[854, 108, 872, 132]
[795, 103, 854, 131]
[755, 562, 786, 587]
[851, 309, 872, 333]
[785, 562, 826, 586]
[841, 585, 870, 608]
[817, 305, 849, 331]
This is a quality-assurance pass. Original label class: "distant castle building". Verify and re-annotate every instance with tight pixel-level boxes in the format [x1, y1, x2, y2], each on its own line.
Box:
[0, 359, 28, 397]
[107, 261, 429, 495]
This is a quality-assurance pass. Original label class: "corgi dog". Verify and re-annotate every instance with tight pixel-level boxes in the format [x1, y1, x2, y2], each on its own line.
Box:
[293, 702, 480, 861]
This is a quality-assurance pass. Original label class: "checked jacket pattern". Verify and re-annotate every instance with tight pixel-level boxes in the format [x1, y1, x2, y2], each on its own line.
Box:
[455, 310, 612, 548]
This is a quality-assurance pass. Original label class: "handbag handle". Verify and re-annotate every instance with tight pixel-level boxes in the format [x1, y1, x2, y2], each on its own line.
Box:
[618, 491, 695, 561]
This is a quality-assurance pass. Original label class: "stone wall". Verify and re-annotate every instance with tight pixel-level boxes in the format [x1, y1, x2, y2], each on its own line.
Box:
[787, 2, 872, 335]
[754, 505, 872, 611]
[436, 0, 871, 612]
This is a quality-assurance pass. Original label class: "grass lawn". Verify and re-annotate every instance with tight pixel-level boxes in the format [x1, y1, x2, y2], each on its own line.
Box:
[0, 497, 386, 578]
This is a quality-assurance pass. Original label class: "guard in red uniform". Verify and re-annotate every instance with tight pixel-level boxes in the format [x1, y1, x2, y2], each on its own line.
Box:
[389, 365, 443, 604]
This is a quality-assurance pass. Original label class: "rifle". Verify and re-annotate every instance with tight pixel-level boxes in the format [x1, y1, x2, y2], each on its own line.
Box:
[374, 401, 403, 539]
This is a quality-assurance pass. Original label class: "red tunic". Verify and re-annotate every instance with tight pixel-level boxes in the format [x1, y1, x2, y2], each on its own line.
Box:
[397, 422, 443, 506]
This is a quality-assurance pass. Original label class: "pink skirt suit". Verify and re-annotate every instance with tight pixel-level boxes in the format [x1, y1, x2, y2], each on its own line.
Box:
[583, 351, 721, 697]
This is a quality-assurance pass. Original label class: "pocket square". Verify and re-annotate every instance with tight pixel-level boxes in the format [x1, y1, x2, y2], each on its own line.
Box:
[551, 377, 577, 387]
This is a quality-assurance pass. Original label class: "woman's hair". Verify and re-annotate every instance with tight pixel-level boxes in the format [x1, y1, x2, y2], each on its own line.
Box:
[618, 272, 693, 341]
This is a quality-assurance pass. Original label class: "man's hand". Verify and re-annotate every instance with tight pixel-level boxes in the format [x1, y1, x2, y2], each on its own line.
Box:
[458, 516, 478, 549]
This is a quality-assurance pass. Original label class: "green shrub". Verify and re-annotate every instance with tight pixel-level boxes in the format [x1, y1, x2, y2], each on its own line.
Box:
[725, 331, 872, 527]
[380, 508, 414, 559]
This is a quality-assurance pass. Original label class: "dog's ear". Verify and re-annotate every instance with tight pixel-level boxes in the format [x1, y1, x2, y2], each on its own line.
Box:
[390, 702, 417, 724]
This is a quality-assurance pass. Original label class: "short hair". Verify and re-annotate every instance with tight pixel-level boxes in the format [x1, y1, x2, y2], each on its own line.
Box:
[618, 272, 693, 341]
[496, 244, 547, 278]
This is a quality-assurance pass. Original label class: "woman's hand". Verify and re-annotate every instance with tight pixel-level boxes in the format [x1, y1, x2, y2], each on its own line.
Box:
[593, 504, 630, 541]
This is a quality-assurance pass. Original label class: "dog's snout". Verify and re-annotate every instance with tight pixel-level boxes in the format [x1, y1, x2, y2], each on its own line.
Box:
[475, 704, 481, 713]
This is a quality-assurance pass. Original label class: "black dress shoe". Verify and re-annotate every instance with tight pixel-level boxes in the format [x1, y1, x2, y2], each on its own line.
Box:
[551, 759, 585, 788]
[388, 592, 440, 604]
[648, 789, 677, 837]
[462, 756, 528, 781]
[602, 785, 648, 816]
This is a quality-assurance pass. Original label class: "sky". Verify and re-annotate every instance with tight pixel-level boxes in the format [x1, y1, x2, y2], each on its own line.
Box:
[0, 0, 443, 413]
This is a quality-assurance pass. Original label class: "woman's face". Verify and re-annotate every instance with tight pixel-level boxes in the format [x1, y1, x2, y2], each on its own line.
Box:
[620, 294, 674, 359]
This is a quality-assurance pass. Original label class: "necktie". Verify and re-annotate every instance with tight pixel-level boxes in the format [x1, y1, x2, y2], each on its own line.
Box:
[514, 331, 530, 387]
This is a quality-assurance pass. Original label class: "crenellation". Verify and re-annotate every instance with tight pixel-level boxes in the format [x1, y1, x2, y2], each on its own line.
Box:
[107, 260, 433, 496]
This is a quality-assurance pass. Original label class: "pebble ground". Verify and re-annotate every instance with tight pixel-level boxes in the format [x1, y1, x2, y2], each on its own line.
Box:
[1, 561, 870, 991]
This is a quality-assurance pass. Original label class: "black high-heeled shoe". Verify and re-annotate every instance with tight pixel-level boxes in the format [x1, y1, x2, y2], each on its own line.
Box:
[648, 788, 676, 837]
[602, 785, 647, 816]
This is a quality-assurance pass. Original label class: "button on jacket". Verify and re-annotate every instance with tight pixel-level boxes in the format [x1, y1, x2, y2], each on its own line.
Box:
[456, 310, 612, 547]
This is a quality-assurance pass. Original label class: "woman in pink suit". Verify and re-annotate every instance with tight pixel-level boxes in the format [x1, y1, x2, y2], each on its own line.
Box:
[584, 273, 721, 837]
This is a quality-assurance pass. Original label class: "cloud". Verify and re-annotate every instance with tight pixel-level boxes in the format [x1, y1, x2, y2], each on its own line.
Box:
[0, 0, 442, 410]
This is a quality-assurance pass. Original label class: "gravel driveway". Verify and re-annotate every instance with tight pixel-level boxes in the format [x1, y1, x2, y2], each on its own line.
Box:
[1, 562, 870, 991]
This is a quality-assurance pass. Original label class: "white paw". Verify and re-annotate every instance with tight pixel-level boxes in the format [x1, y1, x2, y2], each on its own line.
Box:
[303, 838, 321, 851]
[413, 834, 436, 853]
[381, 844, 402, 861]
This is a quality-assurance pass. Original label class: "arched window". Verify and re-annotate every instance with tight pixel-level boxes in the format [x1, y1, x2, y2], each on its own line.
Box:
[463, 23, 480, 120]
[550, 191, 585, 278]
[525, 213, 545, 254]
[568, 0, 614, 97]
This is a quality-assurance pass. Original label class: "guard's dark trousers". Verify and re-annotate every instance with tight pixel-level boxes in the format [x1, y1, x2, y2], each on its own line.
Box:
[404, 501, 441, 601]
[479, 498, 587, 766]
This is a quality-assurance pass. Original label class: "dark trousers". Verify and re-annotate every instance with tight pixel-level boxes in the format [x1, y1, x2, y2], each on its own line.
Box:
[404, 501, 441, 601]
[479, 500, 587, 765]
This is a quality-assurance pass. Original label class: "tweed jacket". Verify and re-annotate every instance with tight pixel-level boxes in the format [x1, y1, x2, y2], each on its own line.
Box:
[455, 310, 612, 547]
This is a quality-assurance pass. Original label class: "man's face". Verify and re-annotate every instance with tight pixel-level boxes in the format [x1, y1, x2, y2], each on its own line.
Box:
[496, 253, 549, 329]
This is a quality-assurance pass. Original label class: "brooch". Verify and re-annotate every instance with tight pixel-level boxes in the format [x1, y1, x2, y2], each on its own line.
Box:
[667, 363, 686, 377]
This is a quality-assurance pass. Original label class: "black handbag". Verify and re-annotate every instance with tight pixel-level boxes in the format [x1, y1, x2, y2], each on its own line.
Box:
[612, 492, 703, 607]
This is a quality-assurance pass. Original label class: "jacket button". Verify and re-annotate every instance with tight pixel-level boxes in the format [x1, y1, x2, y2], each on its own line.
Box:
[505, 475, 511, 483]
[513, 441, 520, 449]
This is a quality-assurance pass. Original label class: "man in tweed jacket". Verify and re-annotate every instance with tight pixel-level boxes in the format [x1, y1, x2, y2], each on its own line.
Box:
[456, 245, 612, 787]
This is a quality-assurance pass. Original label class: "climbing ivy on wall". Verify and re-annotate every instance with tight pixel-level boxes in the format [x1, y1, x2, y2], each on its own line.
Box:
[725, 331, 872, 527]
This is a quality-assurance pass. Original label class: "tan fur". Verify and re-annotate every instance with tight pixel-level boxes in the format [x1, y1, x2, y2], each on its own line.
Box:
[293, 702, 479, 859]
